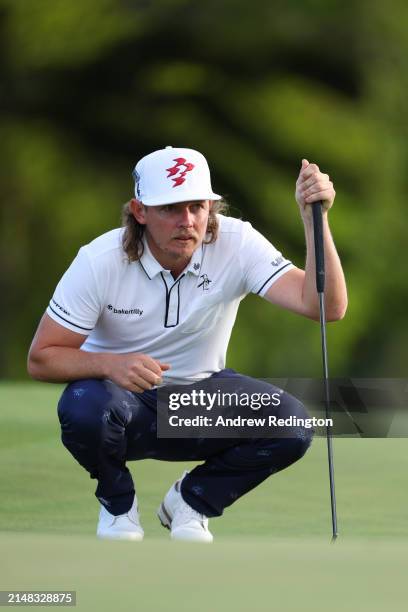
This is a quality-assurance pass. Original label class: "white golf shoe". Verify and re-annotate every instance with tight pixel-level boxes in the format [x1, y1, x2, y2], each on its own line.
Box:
[97, 496, 144, 541]
[157, 473, 213, 543]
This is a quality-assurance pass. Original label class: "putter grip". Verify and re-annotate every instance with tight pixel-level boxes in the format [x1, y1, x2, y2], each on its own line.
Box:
[312, 201, 325, 293]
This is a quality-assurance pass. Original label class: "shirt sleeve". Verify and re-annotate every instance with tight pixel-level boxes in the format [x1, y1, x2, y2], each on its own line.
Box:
[46, 246, 102, 334]
[239, 221, 295, 297]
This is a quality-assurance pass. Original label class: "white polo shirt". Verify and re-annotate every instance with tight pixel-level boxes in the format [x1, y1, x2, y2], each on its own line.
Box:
[46, 215, 294, 384]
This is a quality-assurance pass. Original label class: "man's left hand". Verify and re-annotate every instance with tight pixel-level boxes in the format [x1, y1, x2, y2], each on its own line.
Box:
[295, 158, 335, 221]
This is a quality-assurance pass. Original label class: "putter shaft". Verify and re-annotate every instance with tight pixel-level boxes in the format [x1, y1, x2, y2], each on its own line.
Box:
[312, 202, 338, 541]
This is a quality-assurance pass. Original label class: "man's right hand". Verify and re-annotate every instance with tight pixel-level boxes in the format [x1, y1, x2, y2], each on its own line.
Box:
[106, 353, 171, 392]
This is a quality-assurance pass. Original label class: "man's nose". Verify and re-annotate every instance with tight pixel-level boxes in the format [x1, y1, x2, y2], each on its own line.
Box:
[177, 207, 194, 226]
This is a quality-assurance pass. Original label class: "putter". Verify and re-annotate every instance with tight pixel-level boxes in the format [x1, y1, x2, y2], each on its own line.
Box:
[312, 201, 338, 542]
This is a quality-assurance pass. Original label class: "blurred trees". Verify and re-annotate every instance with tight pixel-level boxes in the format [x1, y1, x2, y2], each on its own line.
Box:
[0, 0, 407, 378]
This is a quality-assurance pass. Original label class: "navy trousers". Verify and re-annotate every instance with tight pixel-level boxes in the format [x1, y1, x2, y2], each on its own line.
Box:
[57, 369, 313, 517]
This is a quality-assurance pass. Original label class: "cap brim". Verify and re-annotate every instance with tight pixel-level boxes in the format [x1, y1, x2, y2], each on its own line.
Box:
[139, 192, 222, 206]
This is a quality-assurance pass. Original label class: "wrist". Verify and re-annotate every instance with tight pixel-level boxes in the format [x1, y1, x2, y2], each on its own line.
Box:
[301, 206, 328, 227]
[96, 352, 112, 379]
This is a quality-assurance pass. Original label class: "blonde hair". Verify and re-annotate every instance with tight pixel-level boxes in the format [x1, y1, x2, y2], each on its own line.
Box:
[121, 199, 229, 262]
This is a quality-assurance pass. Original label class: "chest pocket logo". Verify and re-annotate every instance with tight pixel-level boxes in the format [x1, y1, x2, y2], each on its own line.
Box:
[181, 290, 224, 334]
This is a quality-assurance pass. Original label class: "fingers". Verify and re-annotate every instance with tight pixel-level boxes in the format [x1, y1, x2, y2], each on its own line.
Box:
[128, 373, 158, 392]
[297, 160, 334, 201]
[302, 182, 334, 202]
[159, 362, 171, 371]
[297, 161, 321, 183]
[138, 358, 172, 385]
[295, 159, 335, 213]
[139, 357, 171, 384]
[139, 363, 164, 386]
[139, 354, 164, 377]
[126, 365, 167, 392]
[303, 188, 334, 204]
[302, 173, 330, 190]
[110, 353, 171, 392]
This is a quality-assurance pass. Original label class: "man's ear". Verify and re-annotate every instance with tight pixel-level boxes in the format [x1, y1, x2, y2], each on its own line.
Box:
[130, 198, 147, 225]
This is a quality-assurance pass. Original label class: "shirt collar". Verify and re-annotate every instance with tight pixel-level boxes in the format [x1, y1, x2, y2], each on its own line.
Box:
[139, 236, 203, 280]
[185, 244, 203, 276]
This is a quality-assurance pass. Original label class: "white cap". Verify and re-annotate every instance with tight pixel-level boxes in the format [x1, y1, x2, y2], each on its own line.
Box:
[132, 146, 222, 205]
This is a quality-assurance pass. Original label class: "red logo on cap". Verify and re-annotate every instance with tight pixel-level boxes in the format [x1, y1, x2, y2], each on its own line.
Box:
[166, 158, 195, 187]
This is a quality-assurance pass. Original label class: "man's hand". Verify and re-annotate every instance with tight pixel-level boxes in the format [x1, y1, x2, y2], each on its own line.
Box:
[295, 159, 335, 221]
[106, 353, 170, 393]
[27, 314, 171, 388]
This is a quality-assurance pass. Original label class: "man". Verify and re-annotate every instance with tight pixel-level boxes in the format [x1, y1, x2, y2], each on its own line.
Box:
[27, 146, 347, 542]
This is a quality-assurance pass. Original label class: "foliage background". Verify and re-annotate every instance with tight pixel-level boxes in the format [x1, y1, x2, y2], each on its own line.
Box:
[1, 0, 407, 379]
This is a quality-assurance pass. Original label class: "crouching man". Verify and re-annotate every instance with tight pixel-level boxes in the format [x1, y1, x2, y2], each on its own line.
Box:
[28, 147, 347, 542]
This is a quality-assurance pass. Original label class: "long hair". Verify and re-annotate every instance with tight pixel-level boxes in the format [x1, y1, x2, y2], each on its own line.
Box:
[121, 199, 229, 262]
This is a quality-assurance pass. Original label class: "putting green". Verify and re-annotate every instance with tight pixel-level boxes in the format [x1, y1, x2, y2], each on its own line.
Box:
[2, 533, 408, 612]
[1, 382, 407, 610]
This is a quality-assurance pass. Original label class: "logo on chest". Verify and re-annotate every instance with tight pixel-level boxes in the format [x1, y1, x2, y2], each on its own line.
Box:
[197, 274, 212, 291]
[107, 304, 143, 316]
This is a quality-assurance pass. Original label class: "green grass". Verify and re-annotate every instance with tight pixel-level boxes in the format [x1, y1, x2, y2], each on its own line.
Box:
[1, 382, 408, 610]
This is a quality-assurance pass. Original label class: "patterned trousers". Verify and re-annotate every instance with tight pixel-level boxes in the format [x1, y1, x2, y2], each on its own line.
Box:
[57, 369, 313, 516]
